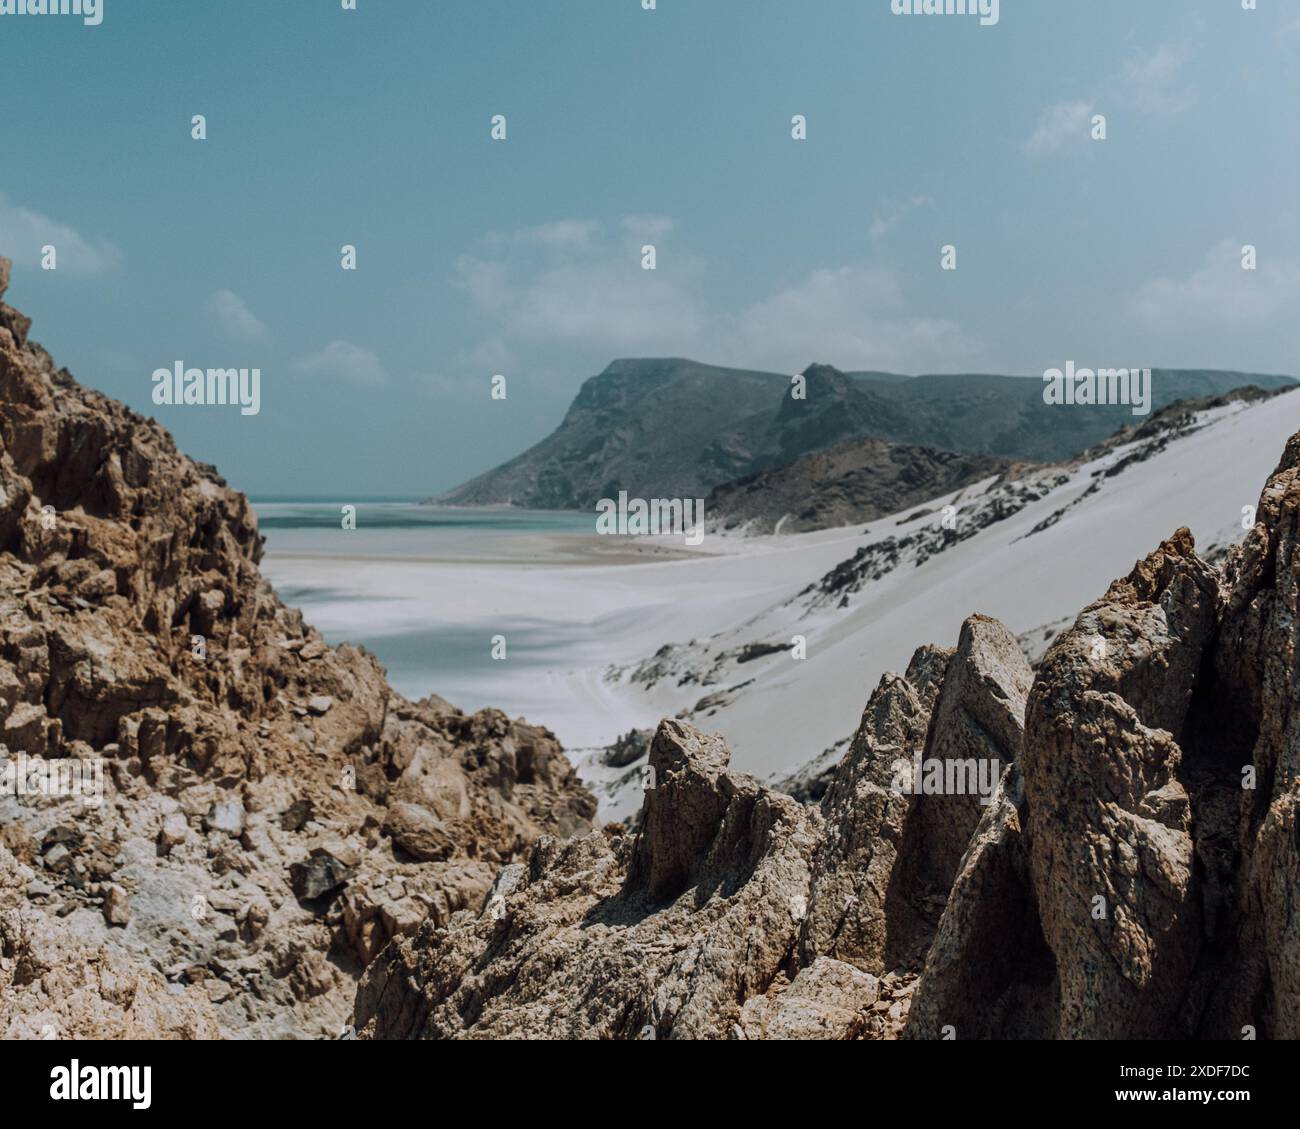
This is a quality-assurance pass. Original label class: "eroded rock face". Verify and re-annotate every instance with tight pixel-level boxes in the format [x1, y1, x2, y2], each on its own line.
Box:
[735, 956, 879, 1040]
[799, 618, 1032, 977]
[0, 261, 596, 1038]
[1197, 436, 1300, 1039]
[353, 719, 821, 1039]
[1021, 529, 1220, 1038]
[903, 763, 1057, 1040]
[353, 622, 1036, 1040]
[797, 644, 950, 973]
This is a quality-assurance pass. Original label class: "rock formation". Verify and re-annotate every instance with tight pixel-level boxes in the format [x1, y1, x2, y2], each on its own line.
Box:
[353, 720, 821, 1039]
[363, 433, 1300, 1040]
[0, 260, 596, 1038]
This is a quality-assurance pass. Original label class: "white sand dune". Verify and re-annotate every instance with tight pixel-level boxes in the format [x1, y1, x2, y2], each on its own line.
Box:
[571, 394, 1299, 816]
[264, 394, 1298, 821]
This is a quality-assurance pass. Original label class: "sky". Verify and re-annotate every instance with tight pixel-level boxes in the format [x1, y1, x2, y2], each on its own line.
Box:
[1, 0, 1298, 496]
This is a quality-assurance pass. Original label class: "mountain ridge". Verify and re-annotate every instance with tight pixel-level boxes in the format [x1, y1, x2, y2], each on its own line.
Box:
[431, 358, 1297, 510]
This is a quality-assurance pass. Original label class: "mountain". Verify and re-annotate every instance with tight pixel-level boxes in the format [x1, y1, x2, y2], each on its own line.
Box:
[431, 359, 1296, 511]
[356, 425, 1300, 1040]
[0, 259, 595, 1039]
[431, 359, 790, 509]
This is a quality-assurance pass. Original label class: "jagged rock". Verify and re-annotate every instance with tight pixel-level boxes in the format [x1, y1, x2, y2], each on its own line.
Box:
[1022, 529, 1219, 1039]
[0, 845, 218, 1039]
[902, 763, 1057, 1040]
[353, 719, 820, 1039]
[797, 645, 948, 973]
[279, 798, 313, 832]
[601, 727, 651, 769]
[910, 616, 1033, 889]
[1195, 436, 1300, 1038]
[800, 621, 1031, 976]
[157, 812, 189, 852]
[383, 802, 455, 862]
[102, 884, 130, 927]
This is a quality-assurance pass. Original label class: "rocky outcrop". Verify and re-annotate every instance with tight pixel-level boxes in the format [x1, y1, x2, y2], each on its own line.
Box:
[353, 720, 821, 1039]
[0, 260, 596, 1038]
[0, 842, 220, 1039]
[369, 428, 1300, 1040]
[1195, 434, 1300, 1038]
[1020, 530, 1220, 1038]
[908, 478, 1300, 1039]
[796, 643, 950, 973]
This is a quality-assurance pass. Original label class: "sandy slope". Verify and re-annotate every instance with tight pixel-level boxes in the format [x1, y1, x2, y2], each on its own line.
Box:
[574, 392, 1300, 815]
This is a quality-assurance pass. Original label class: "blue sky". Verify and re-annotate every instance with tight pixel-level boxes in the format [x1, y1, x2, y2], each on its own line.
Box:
[2, 0, 1298, 495]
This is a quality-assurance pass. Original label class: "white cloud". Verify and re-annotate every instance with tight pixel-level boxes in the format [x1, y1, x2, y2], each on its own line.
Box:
[1023, 42, 1193, 157]
[720, 266, 975, 374]
[621, 215, 676, 242]
[511, 261, 706, 350]
[1122, 43, 1194, 115]
[868, 195, 933, 240]
[454, 218, 979, 375]
[1022, 101, 1095, 156]
[1123, 240, 1300, 370]
[0, 194, 120, 275]
[292, 340, 388, 386]
[455, 216, 706, 353]
[1129, 240, 1300, 331]
[485, 219, 605, 255]
[206, 289, 269, 343]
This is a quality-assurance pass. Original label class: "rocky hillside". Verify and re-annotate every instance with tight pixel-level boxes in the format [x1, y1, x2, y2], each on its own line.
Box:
[706, 435, 1018, 535]
[356, 431, 1300, 1039]
[432, 359, 1294, 511]
[0, 259, 596, 1039]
